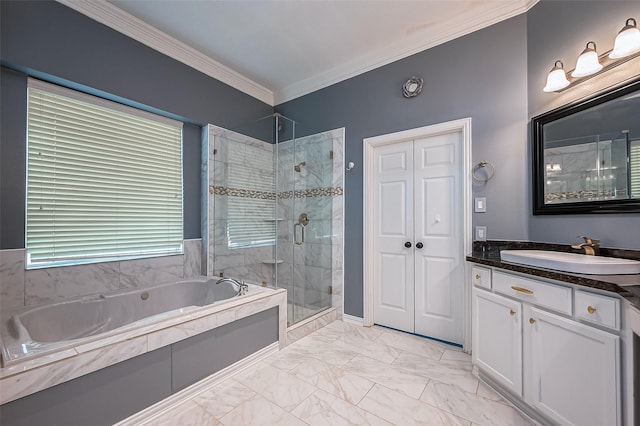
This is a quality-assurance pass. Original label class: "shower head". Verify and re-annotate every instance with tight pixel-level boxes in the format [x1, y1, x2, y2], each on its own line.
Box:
[294, 162, 306, 172]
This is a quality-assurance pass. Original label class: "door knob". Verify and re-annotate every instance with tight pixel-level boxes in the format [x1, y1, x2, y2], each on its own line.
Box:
[416, 242, 424, 249]
[404, 242, 412, 248]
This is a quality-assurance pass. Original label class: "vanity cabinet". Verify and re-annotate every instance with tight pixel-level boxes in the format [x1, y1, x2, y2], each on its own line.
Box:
[472, 267, 620, 426]
[524, 305, 619, 426]
[472, 288, 522, 396]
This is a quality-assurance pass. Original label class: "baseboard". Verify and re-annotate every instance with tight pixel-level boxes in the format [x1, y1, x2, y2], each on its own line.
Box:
[342, 314, 364, 326]
[115, 342, 279, 425]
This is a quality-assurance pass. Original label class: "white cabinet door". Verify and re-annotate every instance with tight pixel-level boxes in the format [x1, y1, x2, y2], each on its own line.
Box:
[524, 306, 620, 426]
[472, 288, 523, 396]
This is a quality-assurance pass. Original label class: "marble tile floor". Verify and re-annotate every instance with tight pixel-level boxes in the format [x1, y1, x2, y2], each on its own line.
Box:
[145, 321, 535, 426]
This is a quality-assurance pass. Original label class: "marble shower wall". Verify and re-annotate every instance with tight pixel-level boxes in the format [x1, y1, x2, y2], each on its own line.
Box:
[0, 239, 203, 310]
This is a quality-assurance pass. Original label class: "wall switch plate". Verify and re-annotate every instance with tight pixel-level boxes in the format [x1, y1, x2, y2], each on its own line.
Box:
[474, 197, 486, 213]
[475, 226, 487, 241]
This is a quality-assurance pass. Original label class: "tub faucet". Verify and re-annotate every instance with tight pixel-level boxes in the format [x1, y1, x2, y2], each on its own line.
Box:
[571, 235, 600, 256]
[215, 277, 248, 296]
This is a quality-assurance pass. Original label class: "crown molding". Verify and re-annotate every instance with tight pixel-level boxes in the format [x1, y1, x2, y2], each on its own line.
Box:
[56, 0, 274, 106]
[57, 0, 538, 106]
[275, 0, 540, 104]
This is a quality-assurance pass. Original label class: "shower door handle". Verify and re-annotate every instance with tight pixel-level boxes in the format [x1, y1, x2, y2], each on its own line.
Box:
[294, 223, 305, 245]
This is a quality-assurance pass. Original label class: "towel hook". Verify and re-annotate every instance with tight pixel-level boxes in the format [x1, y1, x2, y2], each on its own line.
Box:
[472, 160, 495, 183]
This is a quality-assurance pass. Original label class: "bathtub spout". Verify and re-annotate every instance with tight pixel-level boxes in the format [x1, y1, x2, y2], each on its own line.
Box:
[215, 278, 248, 296]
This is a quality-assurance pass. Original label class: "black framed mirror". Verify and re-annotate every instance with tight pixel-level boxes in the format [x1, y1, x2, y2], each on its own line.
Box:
[532, 78, 640, 215]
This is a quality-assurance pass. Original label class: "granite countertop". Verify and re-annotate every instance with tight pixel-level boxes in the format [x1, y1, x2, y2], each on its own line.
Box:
[466, 241, 640, 309]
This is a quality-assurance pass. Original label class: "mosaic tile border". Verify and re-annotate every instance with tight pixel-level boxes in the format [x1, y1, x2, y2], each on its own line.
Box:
[209, 186, 343, 199]
[278, 187, 343, 199]
[210, 186, 275, 200]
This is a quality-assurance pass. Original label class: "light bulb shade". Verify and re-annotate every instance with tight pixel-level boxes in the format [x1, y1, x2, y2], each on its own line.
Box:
[543, 61, 570, 92]
[572, 42, 603, 77]
[609, 18, 640, 59]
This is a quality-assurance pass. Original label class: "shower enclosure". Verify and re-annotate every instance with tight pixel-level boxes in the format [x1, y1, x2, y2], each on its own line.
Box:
[203, 114, 343, 326]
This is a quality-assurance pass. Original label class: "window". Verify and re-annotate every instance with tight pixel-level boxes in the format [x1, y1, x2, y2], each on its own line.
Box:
[226, 142, 276, 248]
[26, 79, 183, 268]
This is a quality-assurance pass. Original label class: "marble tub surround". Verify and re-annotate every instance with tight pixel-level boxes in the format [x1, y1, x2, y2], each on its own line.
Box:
[468, 240, 640, 308]
[121, 320, 533, 426]
[0, 239, 203, 309]
[0, 285, 286, 405]
[0, 249, 26, 310]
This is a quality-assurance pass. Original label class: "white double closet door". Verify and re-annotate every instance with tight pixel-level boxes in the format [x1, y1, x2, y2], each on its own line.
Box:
[373, 131, 464, 344]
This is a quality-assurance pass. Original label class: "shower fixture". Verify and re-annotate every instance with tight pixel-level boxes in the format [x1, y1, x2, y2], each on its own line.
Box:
[294, 162, 306, 172]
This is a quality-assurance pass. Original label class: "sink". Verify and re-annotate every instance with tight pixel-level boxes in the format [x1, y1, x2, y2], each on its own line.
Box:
[500, 250, 640, 275]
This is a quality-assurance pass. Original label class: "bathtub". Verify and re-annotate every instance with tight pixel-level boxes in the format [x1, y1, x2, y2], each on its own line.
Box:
[0, 277, 249, 366]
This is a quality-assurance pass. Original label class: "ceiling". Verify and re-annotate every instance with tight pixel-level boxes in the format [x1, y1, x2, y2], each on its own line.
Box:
[61, 0, 538, 105]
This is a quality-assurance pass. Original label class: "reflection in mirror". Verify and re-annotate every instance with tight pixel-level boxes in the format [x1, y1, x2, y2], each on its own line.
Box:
[533, 78, 640, 214]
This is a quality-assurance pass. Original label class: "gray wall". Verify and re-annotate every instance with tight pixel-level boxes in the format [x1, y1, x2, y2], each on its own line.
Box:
[527, 1, 640, 249]
[0, 0, 272, 249]
[277, 15, 530, 317]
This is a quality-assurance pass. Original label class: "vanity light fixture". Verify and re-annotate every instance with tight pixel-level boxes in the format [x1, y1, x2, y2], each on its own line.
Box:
[543, 61, 570, 92]
[543, 17, 640, 92]
[609, 18, 640, 59]
[571, 42, 603, 77]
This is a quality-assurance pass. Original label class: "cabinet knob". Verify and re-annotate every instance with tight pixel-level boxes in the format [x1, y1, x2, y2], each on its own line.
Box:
[587, 305, 597, 314]
[475, 274, 481, 280]
[509, 309, 516, 316]
[416, 242, 424, 249]
[529, 318, 536, 325]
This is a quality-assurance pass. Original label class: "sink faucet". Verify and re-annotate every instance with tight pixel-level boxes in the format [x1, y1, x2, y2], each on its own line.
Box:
[215, 277, 248, 296]
[571, 235, 600, 256]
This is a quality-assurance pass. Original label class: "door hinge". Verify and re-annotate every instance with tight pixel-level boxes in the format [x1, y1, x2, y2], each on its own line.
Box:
[328, 286, 333, 295]
[329, 150, 334, 160]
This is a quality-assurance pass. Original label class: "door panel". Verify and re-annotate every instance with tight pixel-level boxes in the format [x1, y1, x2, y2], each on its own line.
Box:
[423, 177, 454, 236]
[379, 181, 407, 236]
[379, 252, 409, 310]
[420, 257, 454, 317]
[421, 143, 455, 166]
[373, 141, 414, 332]
[379, 151, 408, 172]
[414, 133, 463, 343]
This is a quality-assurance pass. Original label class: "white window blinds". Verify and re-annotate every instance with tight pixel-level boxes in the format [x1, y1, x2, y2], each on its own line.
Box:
[226, 143, 276, 248]
[631, 140, 640, 197]
[26, 79, 184, 267]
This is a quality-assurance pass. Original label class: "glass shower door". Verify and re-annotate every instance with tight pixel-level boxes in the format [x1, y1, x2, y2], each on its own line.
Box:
[277, 117, 334, 325]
